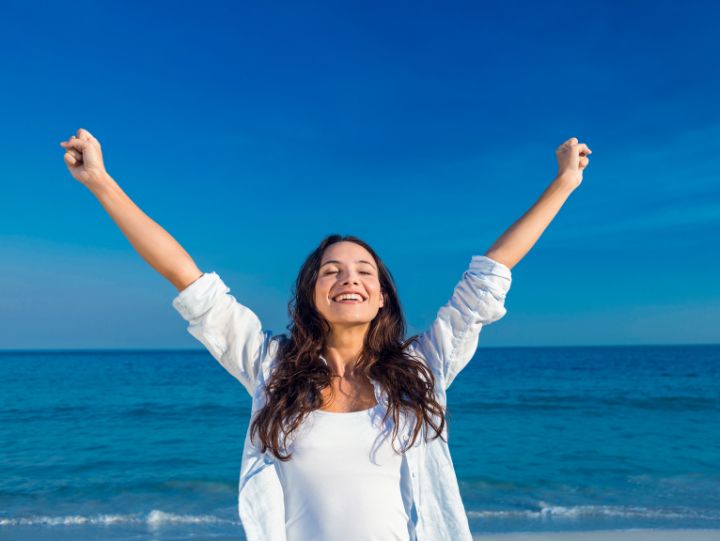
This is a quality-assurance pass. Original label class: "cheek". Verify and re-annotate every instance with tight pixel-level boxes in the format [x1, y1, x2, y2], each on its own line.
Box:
[314, 279, 330, 301]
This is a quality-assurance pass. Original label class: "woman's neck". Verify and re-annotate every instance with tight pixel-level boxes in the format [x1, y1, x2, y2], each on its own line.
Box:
[323, 327, 368, 377]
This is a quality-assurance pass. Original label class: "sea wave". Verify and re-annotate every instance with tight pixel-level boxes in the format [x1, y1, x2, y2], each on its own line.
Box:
[0, 509, 241, 527]
[3, 505, 719, 529]
[467, 503, 720, 521]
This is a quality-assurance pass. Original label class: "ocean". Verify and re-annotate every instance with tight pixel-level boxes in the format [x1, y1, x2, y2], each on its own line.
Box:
[1, 345, 718, 540]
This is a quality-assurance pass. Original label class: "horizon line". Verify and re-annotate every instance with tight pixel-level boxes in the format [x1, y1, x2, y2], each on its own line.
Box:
[1, 342, 719, 354]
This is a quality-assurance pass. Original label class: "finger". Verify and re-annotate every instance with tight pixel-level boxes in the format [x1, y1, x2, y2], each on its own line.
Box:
[63, 138, 88, 152]
[64, 152, 78, 167]
[580, 157, 590, 168]
[577, 143, 592, 156]
[67, 148, 82, 161]
[60, 136, 82, 147]
[557, 137, 578, 151]
[77, 128, 94, 141]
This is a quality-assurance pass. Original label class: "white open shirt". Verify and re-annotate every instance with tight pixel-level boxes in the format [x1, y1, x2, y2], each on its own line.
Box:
[172, 255, 512, 541]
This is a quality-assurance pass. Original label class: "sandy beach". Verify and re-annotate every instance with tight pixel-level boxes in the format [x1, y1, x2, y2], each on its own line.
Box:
[475, 530, 720, 540]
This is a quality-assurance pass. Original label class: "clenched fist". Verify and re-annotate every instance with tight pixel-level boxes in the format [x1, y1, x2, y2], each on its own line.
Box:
[555, 137, 592, 189]
[59, 128, 110, 187]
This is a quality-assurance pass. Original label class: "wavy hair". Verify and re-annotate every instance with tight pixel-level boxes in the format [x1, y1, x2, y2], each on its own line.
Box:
[249, 234, 447, 460]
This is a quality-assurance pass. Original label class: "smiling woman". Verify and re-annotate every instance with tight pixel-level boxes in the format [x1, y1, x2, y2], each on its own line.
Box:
[252, 234, 447, 458]
[59, 126, 590, 541]
[175, 235, 513, 541]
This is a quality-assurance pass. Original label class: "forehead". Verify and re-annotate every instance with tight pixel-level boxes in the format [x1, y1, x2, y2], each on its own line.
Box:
[320, 241, 375, 264]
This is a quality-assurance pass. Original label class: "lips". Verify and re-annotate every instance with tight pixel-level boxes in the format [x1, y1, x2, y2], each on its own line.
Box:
[331, 291, 366, 302]
[333, 298, 364, 304]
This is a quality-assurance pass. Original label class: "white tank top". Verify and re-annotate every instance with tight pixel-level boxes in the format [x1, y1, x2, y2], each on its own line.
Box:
[275, 402, 415, 541]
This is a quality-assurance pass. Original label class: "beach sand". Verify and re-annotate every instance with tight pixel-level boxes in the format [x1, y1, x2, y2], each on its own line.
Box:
[475, 530, 720, 540]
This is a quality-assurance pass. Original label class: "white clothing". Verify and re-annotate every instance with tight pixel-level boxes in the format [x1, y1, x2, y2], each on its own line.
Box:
[171, 255, 512, 541]
[276, 402, 413, 541]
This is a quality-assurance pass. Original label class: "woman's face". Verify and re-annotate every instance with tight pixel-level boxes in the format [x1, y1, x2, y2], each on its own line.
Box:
[314, 241, 385, 327]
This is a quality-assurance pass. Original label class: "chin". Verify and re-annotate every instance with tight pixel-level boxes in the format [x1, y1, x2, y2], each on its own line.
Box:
[329, 316, 375, 325]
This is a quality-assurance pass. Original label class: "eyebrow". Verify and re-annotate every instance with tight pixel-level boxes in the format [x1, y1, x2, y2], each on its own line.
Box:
[320, 259, 377, 270]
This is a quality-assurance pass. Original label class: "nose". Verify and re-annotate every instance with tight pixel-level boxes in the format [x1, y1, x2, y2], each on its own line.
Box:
[340, 270, 361, 285]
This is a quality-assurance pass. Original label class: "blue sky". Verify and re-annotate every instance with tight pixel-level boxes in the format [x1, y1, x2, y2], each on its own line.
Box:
[1, 1, 718, 349]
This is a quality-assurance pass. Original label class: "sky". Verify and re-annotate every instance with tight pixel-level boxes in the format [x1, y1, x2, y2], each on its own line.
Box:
[1, 0, 718, 349]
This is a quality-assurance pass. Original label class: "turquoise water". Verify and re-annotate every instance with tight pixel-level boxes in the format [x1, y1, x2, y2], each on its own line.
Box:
[1, 345, 719, 539]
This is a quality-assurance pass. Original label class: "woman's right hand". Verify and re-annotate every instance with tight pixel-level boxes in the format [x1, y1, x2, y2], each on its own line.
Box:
[59, 128, 110, 188]
[555, 137, 591, 190]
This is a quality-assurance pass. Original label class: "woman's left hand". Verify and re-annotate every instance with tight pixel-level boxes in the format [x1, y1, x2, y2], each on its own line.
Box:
[555, 137, 592, 189]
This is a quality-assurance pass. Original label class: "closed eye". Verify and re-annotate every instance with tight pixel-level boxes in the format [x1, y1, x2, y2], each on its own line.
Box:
[323, 270, 372, 276]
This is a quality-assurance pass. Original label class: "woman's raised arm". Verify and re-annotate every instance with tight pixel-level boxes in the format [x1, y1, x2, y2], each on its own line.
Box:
[60, 128, 202, 292]
[484, 137, 592, 270]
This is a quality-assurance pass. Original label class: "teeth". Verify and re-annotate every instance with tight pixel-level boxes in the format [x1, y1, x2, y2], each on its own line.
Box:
[333, 293, 363, 301]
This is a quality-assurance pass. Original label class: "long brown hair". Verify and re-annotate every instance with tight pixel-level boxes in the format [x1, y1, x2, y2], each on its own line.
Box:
[249, 234, 447, 460]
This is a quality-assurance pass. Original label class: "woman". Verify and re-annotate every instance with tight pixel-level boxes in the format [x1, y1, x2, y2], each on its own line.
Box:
[60, 129, 591, 541]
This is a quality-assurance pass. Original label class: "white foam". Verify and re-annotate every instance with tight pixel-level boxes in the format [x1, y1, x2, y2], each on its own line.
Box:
[0, 514, 140, 526]
[0, 510, 241, 527]
[467, 502, 720, 521]
[146, 509, 235, 525]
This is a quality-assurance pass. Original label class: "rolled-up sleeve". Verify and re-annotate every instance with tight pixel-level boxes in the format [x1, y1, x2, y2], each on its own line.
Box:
[410, 255, 512, 390]
[172, 272, 272, 397]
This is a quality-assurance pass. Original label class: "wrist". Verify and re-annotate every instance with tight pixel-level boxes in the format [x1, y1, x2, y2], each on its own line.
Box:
[552, 173, 580, 193]
[86, 173, 117, 197]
